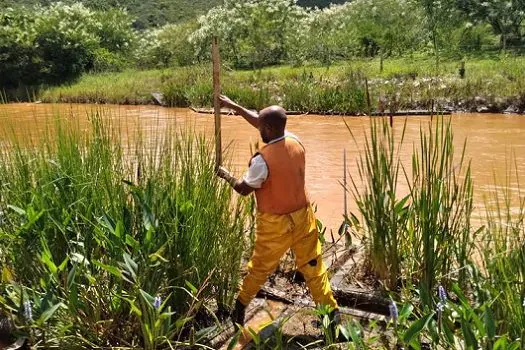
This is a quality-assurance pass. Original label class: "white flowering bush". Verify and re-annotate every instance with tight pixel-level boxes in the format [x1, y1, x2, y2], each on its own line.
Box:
[323, 0, 425, 57]
[0, 3, 136, 88]
[136, 21, 198, 69]
[189, 0, 429, 67]
[189, 0, 309, 68]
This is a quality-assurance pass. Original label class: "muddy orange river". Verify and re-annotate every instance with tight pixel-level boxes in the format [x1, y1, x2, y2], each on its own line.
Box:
[1, 103, 524, 233]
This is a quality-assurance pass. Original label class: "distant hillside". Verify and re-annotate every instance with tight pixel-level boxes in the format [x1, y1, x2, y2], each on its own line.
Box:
[0, 0, 349, 27]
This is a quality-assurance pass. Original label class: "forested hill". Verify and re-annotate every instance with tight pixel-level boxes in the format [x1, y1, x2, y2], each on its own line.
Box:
[0, 0, 348, 28]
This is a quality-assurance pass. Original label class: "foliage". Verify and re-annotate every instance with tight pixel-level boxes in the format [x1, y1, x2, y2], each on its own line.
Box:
[348, 118, 408, 290]
[136, 21, 199, 69]
[189, 0, 310, 69]
[1, 0, 346, 28]
[336, 0, 425, 57]
[349, 118, 474, 303]
[3, 0, 525, 90]
[40, 56, 525, 114]
[0, 112, 251, 347]
[0, 3, 135, 90]
[457, 0, 525, 50]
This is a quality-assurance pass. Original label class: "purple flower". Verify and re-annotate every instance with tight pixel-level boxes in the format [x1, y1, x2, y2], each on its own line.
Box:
[438, 285, 447, 303]
[153, 296, 162, 310]
[389, 301, 398, 323]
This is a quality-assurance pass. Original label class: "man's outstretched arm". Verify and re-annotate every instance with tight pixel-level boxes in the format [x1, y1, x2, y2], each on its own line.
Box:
[216, 166, 255, 196]
[219, 95, 259, 129]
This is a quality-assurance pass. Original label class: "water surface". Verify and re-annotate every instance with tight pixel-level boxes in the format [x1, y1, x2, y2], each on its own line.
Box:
[1, 103, 524, 233]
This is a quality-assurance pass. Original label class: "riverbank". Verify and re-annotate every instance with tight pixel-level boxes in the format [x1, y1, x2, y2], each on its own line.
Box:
[39, 56, 525, 115]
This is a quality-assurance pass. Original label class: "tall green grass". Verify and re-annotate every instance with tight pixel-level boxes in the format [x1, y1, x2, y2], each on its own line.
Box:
[348, 118, 408, 290]
[476, 165, 525, 342]
[350, 117, 474, 305]
[0, 111, 251, 348]
[407, 118, 474, 306]
[38, 56, 525, 114]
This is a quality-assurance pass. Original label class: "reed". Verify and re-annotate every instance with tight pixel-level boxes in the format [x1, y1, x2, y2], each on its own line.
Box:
[38, 56, 525, 114]
[349, 117, 474, 305]
[348, 117, 408, 290]
[0, 110, 251, 348]
[407, 118, 474, 306]
[476, 164, 525, 341]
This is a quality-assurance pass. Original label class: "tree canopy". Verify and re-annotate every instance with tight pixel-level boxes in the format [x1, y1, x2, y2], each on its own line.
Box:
[0, 0, 349, 27]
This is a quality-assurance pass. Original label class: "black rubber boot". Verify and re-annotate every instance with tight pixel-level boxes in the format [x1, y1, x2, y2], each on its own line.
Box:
[231, 300, 246, 327]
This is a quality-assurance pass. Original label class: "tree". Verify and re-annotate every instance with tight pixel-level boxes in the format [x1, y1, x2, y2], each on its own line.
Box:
[307, 0, 425, 67]
[189, 0, 308, 68]
[417, 0, 460, 65]
[0, 3, 137, 90]
[457, 0, 525, 51]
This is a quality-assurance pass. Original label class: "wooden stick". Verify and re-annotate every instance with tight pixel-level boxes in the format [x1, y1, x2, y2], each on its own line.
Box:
[343, 149, 348, 218]
[212, 37, 222, 167]
[365, 78, 371, 114]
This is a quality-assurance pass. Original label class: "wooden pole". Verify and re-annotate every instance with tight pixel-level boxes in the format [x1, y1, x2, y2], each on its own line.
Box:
[343, 149, 348, 219]
[212, 37, 222, 168]
[365, 78, 371, 115]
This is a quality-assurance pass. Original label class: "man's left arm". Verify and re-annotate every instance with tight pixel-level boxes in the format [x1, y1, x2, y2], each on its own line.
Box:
[217, 166, 256, 196]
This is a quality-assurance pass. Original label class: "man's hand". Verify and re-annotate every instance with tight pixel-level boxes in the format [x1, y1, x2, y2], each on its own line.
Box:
[216, 166, 256, 196]
[216, 166, 231, 180]
[218, 95, 260, 129]
[219, 95, 238, 110]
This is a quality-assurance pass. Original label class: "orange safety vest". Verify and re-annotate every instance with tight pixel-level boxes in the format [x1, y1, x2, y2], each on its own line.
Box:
[255, 136, 310, 214]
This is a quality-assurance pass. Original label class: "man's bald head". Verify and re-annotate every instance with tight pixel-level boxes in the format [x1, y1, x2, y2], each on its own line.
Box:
[259, 105, 287, 133]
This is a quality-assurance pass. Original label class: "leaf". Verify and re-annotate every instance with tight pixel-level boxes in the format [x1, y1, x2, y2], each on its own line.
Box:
[394, 194, 410, 213]
[398, 303, 414, 321]
[98, 214, 116, 235]
[58, 256, 70, 272]
[185, 281, 198, 294]
[67, 265, 77, 290]
[115, 220, 124, 238]
[403, 312, 435, 344]
[227, 330, 241, 350]
[443, 321, 456, 345]
[126, 298, 142, 317]
[122, 253, 137, 281]
[175, 316, 192, 330]
[2, 267, 13, 283]
[348, 322, 366, 348]
[93, 260, 122, 279]
[246, 327, 260, 344]
[37, 302, 64, 325]
[139, 289, 154, 305]
[7, 205, 26, 216]
[339, 323, 350, 341]
[493, 336, 507, 350]
[125, 234, 140, 251]
[40, 250, 57, 274]
[484, 307, 496, 340]
[461, 317, 478, 349]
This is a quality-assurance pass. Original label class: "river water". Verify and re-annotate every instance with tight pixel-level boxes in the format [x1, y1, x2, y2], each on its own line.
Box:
[1, 103, 524, 233]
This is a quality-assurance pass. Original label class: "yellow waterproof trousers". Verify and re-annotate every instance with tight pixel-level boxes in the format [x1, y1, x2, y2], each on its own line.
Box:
[238, 205, 338, 309]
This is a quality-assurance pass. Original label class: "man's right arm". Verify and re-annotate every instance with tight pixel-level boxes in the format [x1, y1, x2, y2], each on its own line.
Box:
[219, 95, 259, 129]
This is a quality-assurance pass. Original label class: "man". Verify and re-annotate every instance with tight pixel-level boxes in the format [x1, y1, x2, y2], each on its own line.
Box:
[216, 95, 339, 326]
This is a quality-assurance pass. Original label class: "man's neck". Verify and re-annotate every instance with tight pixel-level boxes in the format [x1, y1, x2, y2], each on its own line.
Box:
[267, 133, 286, 144]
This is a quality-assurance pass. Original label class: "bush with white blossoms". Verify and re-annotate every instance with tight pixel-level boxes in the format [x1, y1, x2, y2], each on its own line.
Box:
[0, 2, 136, 88]
[136, 21, 198, 69]
[189, 0, 309, 68]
